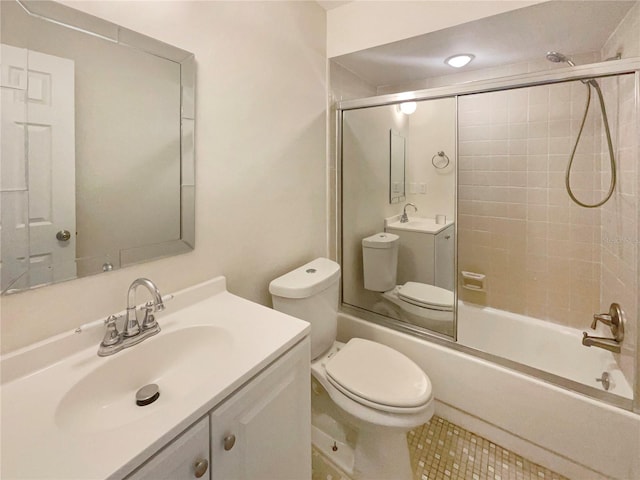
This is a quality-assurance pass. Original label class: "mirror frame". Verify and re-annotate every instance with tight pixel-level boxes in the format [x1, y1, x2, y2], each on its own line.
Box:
[4, 0, 196, 293]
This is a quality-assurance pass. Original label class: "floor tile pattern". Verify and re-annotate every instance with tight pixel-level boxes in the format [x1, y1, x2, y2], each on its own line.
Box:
[312, 416, 569, 480]
[408, 416, 568, 480]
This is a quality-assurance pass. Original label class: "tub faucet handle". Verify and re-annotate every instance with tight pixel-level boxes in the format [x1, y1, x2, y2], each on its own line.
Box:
[591, 303, 624, 342]
[591, 313, 612, 329]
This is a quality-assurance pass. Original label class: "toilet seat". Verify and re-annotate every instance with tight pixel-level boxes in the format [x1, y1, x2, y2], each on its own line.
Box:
[397, 282, 453, 311]
[324, 338, 432, 414]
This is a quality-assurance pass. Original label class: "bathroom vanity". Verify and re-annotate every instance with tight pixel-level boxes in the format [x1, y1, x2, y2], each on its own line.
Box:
[385, 216, 455, 291]
[0, 277, 311, 479]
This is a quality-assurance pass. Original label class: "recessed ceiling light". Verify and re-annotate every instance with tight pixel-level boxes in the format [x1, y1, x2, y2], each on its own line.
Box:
[445, 54, 475, 68]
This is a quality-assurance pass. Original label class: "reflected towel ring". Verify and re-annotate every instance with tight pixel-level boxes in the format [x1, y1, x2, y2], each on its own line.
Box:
[432, 151, 450, 169]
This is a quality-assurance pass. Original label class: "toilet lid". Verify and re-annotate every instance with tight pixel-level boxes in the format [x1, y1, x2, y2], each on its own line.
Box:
[398, 282, 453, 310]
[325, 338, 431, 409]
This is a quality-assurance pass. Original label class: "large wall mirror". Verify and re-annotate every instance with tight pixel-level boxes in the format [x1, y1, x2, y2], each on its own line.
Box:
[341, 97, 456, 338]
[0, 0, 195, 293]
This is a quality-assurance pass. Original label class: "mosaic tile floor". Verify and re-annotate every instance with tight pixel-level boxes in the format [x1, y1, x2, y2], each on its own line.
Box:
[312, 416, 569, 480]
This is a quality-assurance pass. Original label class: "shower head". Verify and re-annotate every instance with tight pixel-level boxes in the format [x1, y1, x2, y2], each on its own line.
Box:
[546, 51, 576, 67]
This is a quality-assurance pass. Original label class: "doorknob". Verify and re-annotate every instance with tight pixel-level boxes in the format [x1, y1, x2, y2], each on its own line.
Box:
[56, 230, 71, 241]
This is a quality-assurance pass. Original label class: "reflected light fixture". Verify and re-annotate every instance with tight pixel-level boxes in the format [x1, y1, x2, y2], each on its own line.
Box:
[445, 54, 475, 68]
[399, 101, 417, 115]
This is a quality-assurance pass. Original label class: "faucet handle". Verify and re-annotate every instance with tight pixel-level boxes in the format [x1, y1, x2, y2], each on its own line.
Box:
[591, 303, 624, 342]
[101, 315, 122, 347]
[141, 301, 159, 331]
[591, 313, 612, 329]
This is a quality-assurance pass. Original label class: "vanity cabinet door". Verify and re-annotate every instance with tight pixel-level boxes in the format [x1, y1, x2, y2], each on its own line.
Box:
[209, 339, 311, 480]
[126, 416, 210, 480]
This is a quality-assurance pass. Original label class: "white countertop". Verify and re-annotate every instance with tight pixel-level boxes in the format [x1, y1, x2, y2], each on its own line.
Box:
[385, 215, 454, 234]
[0, 277, 310, 479]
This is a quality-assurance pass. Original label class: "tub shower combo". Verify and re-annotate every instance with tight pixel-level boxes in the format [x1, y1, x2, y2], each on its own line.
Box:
[339, 52, 639, 413]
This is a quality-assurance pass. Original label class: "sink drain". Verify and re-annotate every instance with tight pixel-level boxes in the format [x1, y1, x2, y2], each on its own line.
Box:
[136, 383, 160, 406]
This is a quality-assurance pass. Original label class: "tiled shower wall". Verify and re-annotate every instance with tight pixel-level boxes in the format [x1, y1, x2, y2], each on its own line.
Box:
[457, 78, 607, 329]
[600, 1, 640, 377]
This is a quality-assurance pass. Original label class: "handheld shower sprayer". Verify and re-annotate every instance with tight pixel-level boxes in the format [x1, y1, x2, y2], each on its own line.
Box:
[545, 52, 616, 208]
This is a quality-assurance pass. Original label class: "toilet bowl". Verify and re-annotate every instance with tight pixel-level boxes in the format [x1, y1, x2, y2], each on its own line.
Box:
[383, 282, 454, 322]
[362, 233, 454, 325]
[269, 258, 435, 480]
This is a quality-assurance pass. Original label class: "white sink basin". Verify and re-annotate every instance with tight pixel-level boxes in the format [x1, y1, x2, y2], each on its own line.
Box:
[1, 277, 310, 480]
[385, 215, 453, 234]
[55, 326, 233, 433]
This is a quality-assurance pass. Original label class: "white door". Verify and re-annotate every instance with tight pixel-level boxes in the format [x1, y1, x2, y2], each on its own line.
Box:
[0, 44, 76, 291]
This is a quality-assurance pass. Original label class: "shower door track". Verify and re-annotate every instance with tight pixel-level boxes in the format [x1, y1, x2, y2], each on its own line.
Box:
[337, 57, 640, 111]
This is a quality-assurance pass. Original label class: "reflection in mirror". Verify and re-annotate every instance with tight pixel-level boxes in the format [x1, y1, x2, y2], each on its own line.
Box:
[341, 98, 456, 338]
[389, 130, 406, 203]
[0, 0, 195, 294]
[456, 75, 637, 402]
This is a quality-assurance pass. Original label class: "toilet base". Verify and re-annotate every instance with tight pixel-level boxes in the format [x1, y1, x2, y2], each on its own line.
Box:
[353, 426, 413, 480]
[311, 424, 354, 476]
[312, 374, 431, 480]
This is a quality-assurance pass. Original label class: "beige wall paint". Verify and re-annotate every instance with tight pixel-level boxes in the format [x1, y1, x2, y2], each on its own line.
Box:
[405, 100, 456, 220]
[328, 61, 377, 260]
[341, 104, 409, 310]
[326, 0, 544, 58]
[1, 1, 327, 353]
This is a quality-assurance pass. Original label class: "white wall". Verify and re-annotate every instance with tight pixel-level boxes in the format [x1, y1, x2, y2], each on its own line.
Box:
[341, 105, 408, 310]
[405, 99, 456, 220]
[326, 0, 545, 58]
[0, 1, 327, 353]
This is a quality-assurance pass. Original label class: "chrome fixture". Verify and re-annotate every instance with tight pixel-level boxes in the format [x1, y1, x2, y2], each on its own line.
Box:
[581, 303, 624, 353]
[98, 278, 165, 356]
[125, 278, 165, 337]
[136, 383, 160, 406]
[545, 51, 576, 67]
[400, 203, 417, 223]
[545, 51, 616, 208]
[595, 372, 610, 391]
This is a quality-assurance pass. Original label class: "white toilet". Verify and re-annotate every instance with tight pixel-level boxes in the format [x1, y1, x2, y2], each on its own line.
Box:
[269, 257, 434, 480]
[362, 233, 454, 325]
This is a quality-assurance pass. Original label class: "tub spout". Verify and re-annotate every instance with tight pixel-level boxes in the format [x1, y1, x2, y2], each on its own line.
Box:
[581, 332, 621, 354]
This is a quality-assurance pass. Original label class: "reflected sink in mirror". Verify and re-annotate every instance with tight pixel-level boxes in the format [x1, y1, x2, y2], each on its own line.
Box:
[55, 326, 233, 433]
[385, 215, 454, 234]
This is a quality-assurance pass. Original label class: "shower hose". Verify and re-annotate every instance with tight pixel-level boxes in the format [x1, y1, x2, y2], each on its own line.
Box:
[565, 80, 616, 208]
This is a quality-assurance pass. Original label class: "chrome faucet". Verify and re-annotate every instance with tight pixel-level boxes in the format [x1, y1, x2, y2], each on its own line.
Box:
[400, 203, 417, 223]
[124, 278, 165, 337]
[581, 303, 624, 354]
[98, 278, 165, 356]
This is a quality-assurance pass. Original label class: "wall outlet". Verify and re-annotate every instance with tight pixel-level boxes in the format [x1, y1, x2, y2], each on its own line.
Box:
[419, 183, 427, 194]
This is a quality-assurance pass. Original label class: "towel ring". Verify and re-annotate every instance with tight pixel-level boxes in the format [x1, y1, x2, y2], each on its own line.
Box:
[432, 151, 450, 169]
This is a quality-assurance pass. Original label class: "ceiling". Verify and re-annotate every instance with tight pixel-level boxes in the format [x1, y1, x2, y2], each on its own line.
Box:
[332, 1, 636, 88]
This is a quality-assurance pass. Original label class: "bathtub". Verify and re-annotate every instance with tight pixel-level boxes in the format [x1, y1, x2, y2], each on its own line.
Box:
[337, 309, 640, 480]
[457, 301, 634, 400]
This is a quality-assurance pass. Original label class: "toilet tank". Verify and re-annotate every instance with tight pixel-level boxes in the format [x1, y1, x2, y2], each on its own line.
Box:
[362, 233, 398, 292]
[269, 258, 340, 360]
